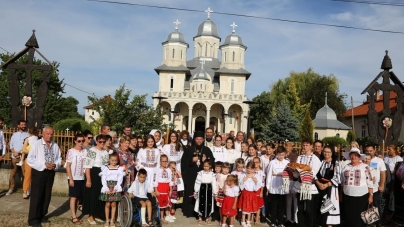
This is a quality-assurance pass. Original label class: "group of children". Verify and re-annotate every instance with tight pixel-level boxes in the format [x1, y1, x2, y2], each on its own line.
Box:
[194, 145, 299, 227]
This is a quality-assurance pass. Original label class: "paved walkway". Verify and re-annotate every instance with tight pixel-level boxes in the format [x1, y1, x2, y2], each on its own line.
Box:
[0, 189, 261, 227]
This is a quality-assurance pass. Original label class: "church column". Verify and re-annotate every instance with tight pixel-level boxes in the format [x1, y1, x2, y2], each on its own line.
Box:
[170, 107, 175, 128]
[188, 108, 193, 132]
[206, 109, 211, 129]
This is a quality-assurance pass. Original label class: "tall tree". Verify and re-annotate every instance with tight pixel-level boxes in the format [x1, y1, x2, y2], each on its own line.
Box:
[87, 84, 166, 135]
[299, 110, 314, 141]
[260, 100, 299, 141]
[250, 91, 272, 132]
[281, 81, 311, 120]
[0, 53, 82, 126]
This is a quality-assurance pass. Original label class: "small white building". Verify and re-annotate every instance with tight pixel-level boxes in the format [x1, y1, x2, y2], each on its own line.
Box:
[153, 10, 252, 133]
[83, 104, 100, 124]
[313, 95, 351, 140]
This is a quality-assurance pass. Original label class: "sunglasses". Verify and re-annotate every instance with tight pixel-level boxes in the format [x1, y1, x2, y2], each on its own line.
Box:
[87, 137, 93, 139]
[98, 141, 106, 144]
[76, 140, 84, 143]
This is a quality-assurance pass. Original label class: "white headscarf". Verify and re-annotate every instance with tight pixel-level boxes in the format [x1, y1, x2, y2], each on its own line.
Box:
[149, 129, 162, 147]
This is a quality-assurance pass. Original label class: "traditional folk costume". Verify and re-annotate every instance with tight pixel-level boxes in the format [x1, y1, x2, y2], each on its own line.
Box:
[162, 144, 183, 172]
[216, 173, 229, 207]
[127, 176, 154, 226]
[170, 170, 182, 204]
[82, 147, 109, 220]
[238, 173, 261, 214]
[210, 146, 227, 163]
[254, 170, 266, 209]
[317, 159, 341, 225]
[231, 170, 245, 184]
[194, 170, 218, 218]
[116, 148, 135, 192]
[99, 165, 125, 202]
[221, 185, 240, 217]
[266, 158, 289, 226]
[136, 148, 160, 185]
[153, 167, 173, 208]
[226, 148, 241, 171]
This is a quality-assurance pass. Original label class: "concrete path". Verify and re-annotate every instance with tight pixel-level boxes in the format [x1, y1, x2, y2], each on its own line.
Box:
[0, 190, 265, 227]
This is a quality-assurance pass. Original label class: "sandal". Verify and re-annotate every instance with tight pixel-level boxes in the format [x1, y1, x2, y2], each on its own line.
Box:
[206, 218, 212, 225]
[110, 221, 115, 227]
[148, 220, 153, 226]
[71, 217, 82, 225]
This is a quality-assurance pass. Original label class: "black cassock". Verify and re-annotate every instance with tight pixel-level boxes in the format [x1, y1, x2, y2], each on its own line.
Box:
[180, 145, 215, 217]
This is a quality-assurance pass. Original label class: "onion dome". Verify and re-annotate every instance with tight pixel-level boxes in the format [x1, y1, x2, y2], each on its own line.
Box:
[162, 29, 188, 47]
[194, 19, 220, 40]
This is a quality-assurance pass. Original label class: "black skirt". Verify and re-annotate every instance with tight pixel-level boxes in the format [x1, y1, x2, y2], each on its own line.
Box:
[199, 183, 213, 218]
[68, 180, 85, 198]
[82, 167, 105, 220]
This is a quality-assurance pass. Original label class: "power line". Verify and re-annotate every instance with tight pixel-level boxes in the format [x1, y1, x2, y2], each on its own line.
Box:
[0, 46, 10, 54]
[328, 0, 404, 6]
[65, 83, 99, 97]
[83, 0, 404, 34]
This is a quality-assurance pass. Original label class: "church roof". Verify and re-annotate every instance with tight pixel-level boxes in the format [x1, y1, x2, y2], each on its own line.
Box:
[194, 19, 220, 40]
[313, 95, 350, 130]
[215, 67, 251, 79]
[154, 64, 189, 73]
[220, 32, 246, 49]
[162, 29, 189, 47]
[186, 57, 221, 70]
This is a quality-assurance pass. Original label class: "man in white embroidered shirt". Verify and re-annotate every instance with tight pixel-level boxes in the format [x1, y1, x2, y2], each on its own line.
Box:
[296, 138, 321, 227]
[27, 126, 61, 227]
[364, 144, 386, 227]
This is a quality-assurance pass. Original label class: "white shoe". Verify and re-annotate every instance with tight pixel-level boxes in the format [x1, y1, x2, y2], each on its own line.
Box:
[169, 214, 176, 220]
[6, 190, 13, 195]
[27, 190, 30, 196]
[16, 161, 23, 166]
[165, 216, 174, 222]
[241, 222, 247, 227]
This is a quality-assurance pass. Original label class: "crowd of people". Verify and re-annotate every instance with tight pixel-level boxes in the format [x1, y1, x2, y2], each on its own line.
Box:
[1, 119, 404, 227]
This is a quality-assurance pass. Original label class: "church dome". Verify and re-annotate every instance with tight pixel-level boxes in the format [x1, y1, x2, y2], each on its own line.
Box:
[315, 104, 337, 120]
[163, 30, 188, 46]
[194, 19, 220, 39]
[220, 32, 246, 48]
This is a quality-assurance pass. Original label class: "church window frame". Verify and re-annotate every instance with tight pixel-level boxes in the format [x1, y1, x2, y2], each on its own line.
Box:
[314, 132, 318, 140]
[230, 79, 235, 94]
[205, 43, 208, 56]
[170, 76, 174, 91]
[229, 109, 233, 124]
[181, 50, 183, 60]
[232, 51, 235, 62]
[172, 48, 175, 58]
[165, 48, 167, 60]
[224, 52, 227, 62]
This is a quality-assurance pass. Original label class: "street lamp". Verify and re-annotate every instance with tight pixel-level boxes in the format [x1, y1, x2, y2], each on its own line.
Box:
[222, 113, 228, 134]
[242, 100, 256, 139]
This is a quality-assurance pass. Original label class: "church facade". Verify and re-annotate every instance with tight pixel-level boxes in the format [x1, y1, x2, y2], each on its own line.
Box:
[153, 10, 252, 133]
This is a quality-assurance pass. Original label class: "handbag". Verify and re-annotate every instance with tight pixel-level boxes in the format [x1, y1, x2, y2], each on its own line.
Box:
[176, 177, 184, 191]
[320, 195, 335, 214]
[360, 205, 379, 224]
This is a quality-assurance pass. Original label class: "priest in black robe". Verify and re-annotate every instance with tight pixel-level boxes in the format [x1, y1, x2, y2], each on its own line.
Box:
[181, 131, 215, 218]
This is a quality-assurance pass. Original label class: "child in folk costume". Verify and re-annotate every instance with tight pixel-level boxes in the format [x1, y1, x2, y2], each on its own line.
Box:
[168, 161, 182, 219]
[231, 158, 246, 183]
[194, 159, 218, 225]
[153, 155, 174, 223]
[136, 135, 160, 187]
[221, 175, 240, 227]
[162, 131, 183, 172]
[217, 162, 231, 225]
[128, 169, 154, 227]
[213, 161, 223, 221]
[99, 153, 125, 227]
[266, 146, 289, 227]
[285, 149, 299, 225]
[253, 156, 266, 224]
[238, 160, 261, 227]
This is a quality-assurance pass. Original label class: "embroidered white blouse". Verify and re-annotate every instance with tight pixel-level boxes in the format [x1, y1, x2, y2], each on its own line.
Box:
[66, 148, 88, 180]
[342, 163, 373, 196]
[153, 167, 174, 187]
[224, 185, 240, 197]
[210, 146, 228, 163]
[99, 165, 125, 193]
[226, 148, 241, 164]
[84, 147, 109, 168]
[194, 170, 218, 195]
[239, 173, 261, 191]
[136, 148, 160, 170]
[127, 179, 154, 199]
[217, 173, 229, 189]
[266, 159, 289, 194]
[162, 144, 183, 164]
[254, 170, 266, 188]
[296, 154, 322, 194]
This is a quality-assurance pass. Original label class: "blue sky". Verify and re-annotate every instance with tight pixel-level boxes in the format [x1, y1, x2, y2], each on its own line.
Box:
[1, 0, 404, 114]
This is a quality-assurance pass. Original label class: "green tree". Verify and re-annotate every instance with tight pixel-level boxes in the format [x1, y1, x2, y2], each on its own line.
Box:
[260, 100, 299, 141]
[0, 53, 81, 126]
[299, 110, 314, 141]
[322, 136, 349, 146]
[281, 81, 311, 120]
[87, 84, 166, 135]
[250, 91, 272, 132]
[53, 118, 91, 132]
[346, 130, 356, 143]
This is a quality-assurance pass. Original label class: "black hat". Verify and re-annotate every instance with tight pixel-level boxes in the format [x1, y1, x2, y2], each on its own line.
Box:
[194, 131, 204, 138]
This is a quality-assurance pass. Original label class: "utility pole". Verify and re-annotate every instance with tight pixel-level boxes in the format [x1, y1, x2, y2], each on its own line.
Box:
[351, 96, 355, 137]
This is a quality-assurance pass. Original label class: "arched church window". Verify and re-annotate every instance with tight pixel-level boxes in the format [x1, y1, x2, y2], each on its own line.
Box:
[205, 43, 208, 56]
[314, 132, 318, 140]
[170, 76, 174, 91]
[165, 48, 167, 60]
[224, 52, 227, 62]
[181, 50, 183, 60]
[232, 51, 235, 62]
[231, 79, 234, 94]
[336, 133, 340, 137]
[172, 49, 175, 58]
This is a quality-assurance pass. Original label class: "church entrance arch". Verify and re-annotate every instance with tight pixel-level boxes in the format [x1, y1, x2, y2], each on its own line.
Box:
[195, 116, 206, 132]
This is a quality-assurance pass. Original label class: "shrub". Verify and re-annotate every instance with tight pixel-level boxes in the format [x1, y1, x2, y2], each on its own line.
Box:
[53, 118, 91, 132]
[346, 130, 356, 143]
[322, 136, 349, 146]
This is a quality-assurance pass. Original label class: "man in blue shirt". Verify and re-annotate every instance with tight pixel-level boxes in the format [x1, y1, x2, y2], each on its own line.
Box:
[7, 120, 28, 195]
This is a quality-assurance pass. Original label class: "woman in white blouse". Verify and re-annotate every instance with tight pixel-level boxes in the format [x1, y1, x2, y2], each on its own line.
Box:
[162, 132, 183, 172]
[225, 138, 240, 171]
[341, 148, 373, 227]
[210, 135, 227, 163]
[82, 134, 110, 224]
[266, 146, 289, 227]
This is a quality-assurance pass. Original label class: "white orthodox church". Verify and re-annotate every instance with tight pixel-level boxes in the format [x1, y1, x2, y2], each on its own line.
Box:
[153, 8, 252, 133]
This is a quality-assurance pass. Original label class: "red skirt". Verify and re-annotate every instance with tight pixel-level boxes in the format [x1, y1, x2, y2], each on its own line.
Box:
[237, 190, 259, 213]
[157, 183, 170, 208]
[256, 188, 264, 208]
[221, 196, 237, 217]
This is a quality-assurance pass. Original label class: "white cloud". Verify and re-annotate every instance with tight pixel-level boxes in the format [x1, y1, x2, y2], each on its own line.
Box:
[329, 12, 353, 21]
